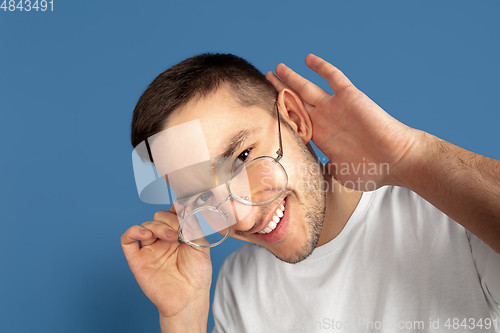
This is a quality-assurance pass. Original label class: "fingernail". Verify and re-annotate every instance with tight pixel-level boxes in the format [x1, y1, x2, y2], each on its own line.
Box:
[140, 228, 149, 234]
[165, 229, 175, 238]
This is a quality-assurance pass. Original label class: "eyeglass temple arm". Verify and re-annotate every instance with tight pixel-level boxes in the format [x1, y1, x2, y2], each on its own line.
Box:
[276, 102, 283, 162]
[177, 207, 186, 244]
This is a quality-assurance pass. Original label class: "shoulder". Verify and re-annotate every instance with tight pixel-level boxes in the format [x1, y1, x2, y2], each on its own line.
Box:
[372, 185, 425, 204]
[370, 186, 447, 219]
[361, 186, 467, 245]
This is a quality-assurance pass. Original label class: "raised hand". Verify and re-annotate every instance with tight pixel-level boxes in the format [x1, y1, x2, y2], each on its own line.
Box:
[266, 54, 423, 190]
[121, 205, 211, 331]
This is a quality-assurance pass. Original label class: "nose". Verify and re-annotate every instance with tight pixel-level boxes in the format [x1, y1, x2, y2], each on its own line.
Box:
[219, 197, 257, 233]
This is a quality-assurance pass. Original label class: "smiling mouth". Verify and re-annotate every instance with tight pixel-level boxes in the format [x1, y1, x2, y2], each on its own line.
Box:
[257, 203, 285, 234]
[251, 197, 286, 235]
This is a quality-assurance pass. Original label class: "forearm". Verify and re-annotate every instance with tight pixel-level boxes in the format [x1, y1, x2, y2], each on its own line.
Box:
[159, 295, 210, 333]
[394, 131, 500, 253]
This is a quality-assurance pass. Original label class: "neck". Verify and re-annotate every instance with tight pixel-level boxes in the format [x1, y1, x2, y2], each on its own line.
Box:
[316, 174, 362, 247]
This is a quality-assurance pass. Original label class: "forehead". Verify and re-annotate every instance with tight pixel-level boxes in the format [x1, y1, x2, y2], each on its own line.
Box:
[165, 86, 269, 156]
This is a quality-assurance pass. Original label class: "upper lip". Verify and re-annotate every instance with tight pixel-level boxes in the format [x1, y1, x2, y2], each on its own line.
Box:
[248, 197, 286, 234]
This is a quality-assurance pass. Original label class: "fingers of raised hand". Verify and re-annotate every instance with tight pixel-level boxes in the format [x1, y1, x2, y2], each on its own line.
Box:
[265, 71, 290, 93]
[304, 54, 352, 93]
[266, 71, 315, 112]
[274, 63, 328, 105]
[121, 225, 155, 258]
[140, 218, 178, 247]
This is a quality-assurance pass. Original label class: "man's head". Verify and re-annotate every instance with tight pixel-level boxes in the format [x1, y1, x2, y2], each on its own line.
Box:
[132, 53, 327, 263]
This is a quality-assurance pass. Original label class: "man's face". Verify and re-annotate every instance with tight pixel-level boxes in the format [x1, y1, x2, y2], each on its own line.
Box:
[166, 87, 327, 263]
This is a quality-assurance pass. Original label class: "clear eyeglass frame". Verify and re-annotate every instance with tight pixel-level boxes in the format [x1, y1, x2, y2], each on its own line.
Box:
[178, 102, 288, 248]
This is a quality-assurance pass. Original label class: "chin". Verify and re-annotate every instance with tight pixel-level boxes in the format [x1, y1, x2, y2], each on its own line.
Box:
[269, 232, 320, 264]
[265, 194, 325, 264]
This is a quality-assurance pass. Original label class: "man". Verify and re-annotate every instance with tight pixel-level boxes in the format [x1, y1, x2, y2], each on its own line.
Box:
[121, 53, 500, 332]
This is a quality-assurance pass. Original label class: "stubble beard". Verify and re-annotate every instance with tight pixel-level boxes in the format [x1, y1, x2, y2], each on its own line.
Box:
[270, 133, 327, 264]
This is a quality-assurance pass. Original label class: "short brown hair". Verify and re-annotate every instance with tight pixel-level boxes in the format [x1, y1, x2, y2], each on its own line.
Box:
[131, 53, 277, 148]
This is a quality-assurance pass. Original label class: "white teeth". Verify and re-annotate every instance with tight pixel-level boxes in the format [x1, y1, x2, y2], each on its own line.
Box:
[257, 200, 286, 235]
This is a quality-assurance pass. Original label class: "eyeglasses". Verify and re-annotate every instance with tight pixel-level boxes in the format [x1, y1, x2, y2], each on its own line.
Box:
[176, 102, 288, 247]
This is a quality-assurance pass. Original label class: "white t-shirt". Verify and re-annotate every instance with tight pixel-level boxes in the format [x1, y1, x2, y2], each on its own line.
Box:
[212, 186, 500, 332]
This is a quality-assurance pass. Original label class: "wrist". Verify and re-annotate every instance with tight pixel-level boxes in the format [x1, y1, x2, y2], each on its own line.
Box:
[159, 295, 209, 333]
[389, 129, 435, 189]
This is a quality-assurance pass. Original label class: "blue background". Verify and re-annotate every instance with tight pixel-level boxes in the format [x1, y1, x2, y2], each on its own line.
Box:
[1, 1, 499, 332]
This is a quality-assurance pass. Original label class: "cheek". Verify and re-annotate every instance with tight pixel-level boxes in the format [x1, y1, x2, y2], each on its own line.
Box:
[282, 156, 323, 191]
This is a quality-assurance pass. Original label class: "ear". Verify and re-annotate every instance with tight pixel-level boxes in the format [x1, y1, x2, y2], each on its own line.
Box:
[277, 89, 313, 143]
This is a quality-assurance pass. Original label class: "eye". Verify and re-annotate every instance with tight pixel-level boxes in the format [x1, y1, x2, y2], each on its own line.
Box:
[232, 148, 252, 174]
[194, 191, 213, 207]
[237, 149, 251, 163]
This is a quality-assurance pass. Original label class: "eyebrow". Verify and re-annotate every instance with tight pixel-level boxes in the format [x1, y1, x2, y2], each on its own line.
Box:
[214, 127, 258, 169]
[220, 128, 258, 157]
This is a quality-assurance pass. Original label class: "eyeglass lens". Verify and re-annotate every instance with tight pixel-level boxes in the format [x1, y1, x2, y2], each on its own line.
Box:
[179, 158, 287, 246]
